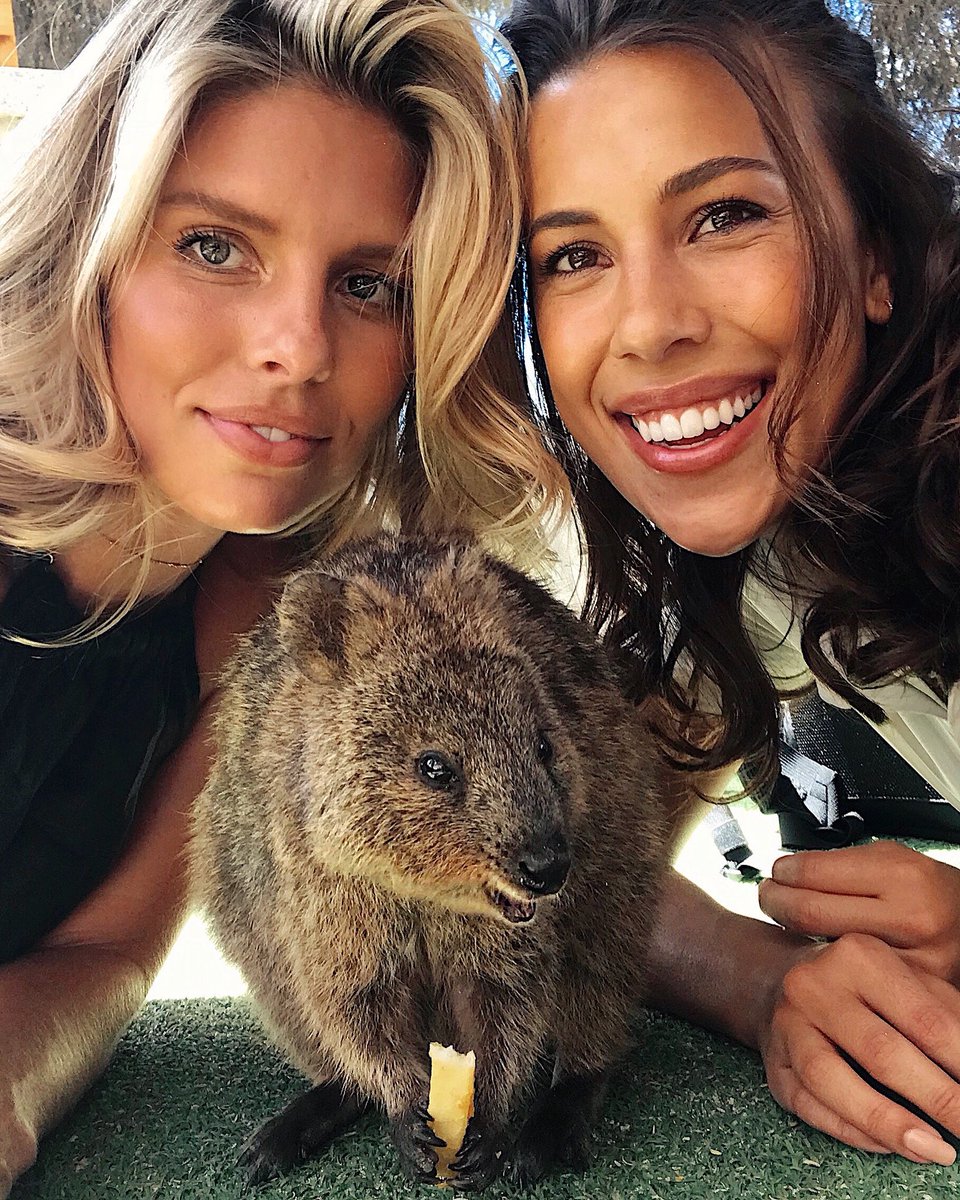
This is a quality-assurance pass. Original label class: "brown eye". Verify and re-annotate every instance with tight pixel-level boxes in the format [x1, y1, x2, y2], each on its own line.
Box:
[537, 733, 554, 765]
[693, 200, 767, 239]
[550, 244, 600, 274]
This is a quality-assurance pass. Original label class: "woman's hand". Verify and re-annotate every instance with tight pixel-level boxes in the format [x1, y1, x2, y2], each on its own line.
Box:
[759, 841, 960, 985]
[757, 841, 960, 1161]
[759, 931, 960, 1162]
[647, 859, 960, 1163]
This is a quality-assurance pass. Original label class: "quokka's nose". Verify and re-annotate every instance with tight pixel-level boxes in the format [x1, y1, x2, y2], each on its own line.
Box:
[517, 831, 571, 896]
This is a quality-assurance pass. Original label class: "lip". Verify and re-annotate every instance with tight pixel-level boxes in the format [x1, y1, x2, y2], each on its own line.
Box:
[613, 372, 772, 419]
[484, 884, 537, 924]
[616, 384, 769, 475]
[201, 410, 330, 468]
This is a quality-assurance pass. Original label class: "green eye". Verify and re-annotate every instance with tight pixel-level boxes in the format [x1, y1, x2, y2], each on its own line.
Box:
[197, 235, 231, 265]
[344, 274, 385, 302]
[173, 230, 241, 269]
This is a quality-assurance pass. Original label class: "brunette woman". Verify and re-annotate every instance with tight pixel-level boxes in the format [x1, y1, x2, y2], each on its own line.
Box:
[500, 0, 960, 1168]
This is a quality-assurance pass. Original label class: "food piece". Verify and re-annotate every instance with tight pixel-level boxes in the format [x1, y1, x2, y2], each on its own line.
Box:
[427, 1042, 476, 1181]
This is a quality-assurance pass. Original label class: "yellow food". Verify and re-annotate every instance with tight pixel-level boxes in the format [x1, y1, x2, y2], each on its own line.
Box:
[427, 1042, 476, 1181]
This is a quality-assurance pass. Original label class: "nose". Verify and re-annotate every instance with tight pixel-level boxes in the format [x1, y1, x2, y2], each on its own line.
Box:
[517, 829, 571, 896]
[609, 252, 711, 364]
[248, 275, 334, 384]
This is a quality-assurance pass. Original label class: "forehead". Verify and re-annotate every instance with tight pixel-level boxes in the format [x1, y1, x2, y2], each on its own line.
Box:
[164, 82, 417, 233]
[527, 45, 774, 204]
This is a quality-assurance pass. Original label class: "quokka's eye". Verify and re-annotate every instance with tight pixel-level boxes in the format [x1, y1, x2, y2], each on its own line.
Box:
[416, 751, 458, 790]
[537, 733, 554, 765]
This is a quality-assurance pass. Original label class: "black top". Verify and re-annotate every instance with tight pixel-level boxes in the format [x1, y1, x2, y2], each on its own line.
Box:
[0, 552, 200, 964]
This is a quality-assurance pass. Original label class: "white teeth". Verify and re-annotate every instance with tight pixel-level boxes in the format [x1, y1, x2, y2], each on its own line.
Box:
[251, 424, 294, 443]
[679, 408, 704, 438]
[628, 383, 766, 447]
[631, 415, 652, 442]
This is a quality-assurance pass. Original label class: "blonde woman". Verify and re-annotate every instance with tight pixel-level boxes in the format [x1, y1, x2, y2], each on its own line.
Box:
[0, 0, 546, 1191]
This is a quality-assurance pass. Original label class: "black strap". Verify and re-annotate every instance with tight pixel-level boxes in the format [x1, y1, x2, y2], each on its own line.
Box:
[769, 741, 867, 850]
[707, 688, 960, 871]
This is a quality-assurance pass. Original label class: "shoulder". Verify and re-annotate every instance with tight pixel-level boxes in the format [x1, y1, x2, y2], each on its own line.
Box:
[192, 535, 293, 699]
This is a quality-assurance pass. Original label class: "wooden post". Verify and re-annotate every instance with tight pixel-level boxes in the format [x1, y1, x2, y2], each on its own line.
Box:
[0, 0, 17, 68]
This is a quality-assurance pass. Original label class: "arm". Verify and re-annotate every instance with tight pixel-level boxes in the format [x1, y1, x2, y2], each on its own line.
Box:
[0, 700, 214, 1197]
[647, 867, 810, 1048]
[0, 537, 281, 1196]
[649, 763, 806, 1055]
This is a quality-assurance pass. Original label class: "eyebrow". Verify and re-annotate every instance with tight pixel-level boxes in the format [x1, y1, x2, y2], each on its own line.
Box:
[527, 208, 596, 242]
[527, 156, 781, 242]
[658, 155, 781, 201]
[158, 190, 280, 236]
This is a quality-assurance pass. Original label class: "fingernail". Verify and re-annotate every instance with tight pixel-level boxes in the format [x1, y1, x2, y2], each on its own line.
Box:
[771, 855, 796, 882]
[903, 1128, 957, 1165]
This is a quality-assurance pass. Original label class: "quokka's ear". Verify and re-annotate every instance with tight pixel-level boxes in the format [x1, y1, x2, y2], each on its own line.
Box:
[340, 575, 397, 663]
[277, 569, 349, 674]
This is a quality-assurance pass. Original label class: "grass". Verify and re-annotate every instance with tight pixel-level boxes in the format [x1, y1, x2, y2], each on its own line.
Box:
[15, 803, 960, 1199]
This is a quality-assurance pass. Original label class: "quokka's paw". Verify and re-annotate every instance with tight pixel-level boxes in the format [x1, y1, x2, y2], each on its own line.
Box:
[449, 1114, 505, 1192]
[390, 1100, 444, 1185]
[238, 1080, 368, 1186]
[507, 1081, 596, 1187]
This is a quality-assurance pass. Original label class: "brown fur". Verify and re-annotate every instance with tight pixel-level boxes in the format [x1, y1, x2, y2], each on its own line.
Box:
[191, 532, 669, 1186]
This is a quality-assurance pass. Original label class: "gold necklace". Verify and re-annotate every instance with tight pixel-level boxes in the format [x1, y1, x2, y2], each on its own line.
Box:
[99, 533, 205, 570]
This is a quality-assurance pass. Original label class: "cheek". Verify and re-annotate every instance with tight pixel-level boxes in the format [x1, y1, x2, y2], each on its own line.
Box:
[534, 286, 609, 405]
[537, 320, 599, 444]
[108, 267, 220, 397]
[341, 324, 408, 429]
[734, 242, 802, 348]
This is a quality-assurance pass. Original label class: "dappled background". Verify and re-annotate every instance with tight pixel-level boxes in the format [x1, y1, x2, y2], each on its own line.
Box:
[8, 0, 960, 165]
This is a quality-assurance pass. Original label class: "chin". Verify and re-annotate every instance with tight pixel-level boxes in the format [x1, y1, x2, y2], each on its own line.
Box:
[654, 494, 784, 559]
[226, 512, 318, 537]
[179, 502, 316, 539]
[659, 517, 764, 558]
[670, 532, 757, 557]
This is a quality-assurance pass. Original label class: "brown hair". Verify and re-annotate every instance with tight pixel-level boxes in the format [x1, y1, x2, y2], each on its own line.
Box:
[502, 0, 960, 777]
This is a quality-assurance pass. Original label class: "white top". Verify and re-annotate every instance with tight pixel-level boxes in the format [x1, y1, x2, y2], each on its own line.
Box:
[742, 574, 960, 811]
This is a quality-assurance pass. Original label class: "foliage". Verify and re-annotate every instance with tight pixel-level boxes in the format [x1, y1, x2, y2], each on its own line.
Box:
[831, 0, 960, 165]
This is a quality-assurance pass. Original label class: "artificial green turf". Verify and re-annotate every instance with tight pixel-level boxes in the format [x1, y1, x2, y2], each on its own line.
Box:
[12, 997, 960, 1200]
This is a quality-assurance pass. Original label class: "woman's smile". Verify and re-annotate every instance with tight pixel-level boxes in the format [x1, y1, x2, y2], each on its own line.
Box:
[611, 374, 771, 472]
[199, 407, 332, 469]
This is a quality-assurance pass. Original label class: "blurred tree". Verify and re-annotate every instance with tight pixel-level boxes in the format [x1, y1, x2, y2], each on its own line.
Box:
[12, 0, 112, 69]
[831, 0, 959, 163]
[9, 0, 958, 164]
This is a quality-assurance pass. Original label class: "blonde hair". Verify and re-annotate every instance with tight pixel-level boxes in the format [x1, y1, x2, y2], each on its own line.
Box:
[0, 0, 560, 625]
